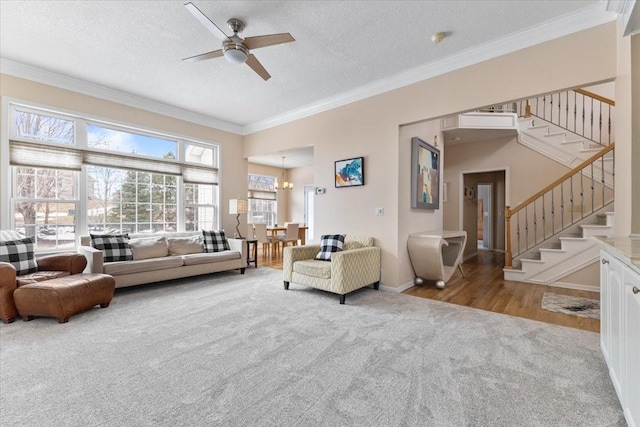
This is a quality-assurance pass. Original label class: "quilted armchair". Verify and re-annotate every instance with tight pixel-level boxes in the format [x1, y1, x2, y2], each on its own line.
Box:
[283, 236, 381, 304]
[0, 253, 87, 324]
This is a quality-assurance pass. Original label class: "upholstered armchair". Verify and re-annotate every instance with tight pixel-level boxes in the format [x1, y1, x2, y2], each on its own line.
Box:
[0, 253, 87, 323]
[283, 236, 381, 304]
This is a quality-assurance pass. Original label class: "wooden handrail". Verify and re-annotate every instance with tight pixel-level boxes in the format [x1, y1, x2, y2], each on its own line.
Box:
[508, 143, 614, 217]
[574, 88, 615, 107]
[504, 143, 614, 268]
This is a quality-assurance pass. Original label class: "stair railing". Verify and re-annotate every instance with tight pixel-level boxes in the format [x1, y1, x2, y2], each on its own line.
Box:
[504, 143, 615, 268]
[516, 89, 615, 146]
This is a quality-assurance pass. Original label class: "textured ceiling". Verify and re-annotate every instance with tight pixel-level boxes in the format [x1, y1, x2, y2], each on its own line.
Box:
[0, 0, 614, 138]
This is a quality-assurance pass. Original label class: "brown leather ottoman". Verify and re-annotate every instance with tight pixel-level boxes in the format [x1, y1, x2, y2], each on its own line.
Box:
[13, 274, 115, 323]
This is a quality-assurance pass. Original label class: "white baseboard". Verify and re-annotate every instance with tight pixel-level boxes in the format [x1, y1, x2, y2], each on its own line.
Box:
[547, 281, 600, 293]
[380, 280, 415, 293]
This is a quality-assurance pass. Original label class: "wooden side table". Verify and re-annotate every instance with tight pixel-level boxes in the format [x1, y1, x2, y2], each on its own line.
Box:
[246, 239, 258, 268]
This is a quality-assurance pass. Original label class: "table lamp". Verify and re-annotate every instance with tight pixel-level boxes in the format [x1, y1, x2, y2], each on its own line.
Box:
[229, 199, 248, 238]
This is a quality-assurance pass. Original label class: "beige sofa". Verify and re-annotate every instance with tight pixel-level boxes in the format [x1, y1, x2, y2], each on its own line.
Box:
[283, 236, 381, 304]
[79, 232, 246, 288]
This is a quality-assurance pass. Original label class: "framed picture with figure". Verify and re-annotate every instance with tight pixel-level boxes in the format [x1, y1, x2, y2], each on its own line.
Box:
[411, 137, 440, 210]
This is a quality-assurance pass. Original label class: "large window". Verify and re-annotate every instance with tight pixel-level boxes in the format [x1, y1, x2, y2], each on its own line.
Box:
[5, 104, 220, 250]
[247, 174, 277, 226]
[13, 167, 77, 249]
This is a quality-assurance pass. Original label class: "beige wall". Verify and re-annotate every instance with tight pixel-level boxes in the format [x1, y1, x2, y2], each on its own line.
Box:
[443, 136, 571, 257]
[244, 23, 617, 288]
[0, 74, 246, 235]
[1, 22, 621, 288]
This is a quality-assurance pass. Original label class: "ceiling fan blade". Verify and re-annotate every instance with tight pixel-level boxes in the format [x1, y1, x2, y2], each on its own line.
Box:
[244, 33, 295, 50]
[246, 54, 271, 81]
[182, 49, 224, 62]
[184, 2, 229, 41]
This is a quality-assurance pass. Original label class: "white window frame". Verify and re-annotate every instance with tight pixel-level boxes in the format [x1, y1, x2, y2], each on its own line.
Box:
[1, 98, 222, 250]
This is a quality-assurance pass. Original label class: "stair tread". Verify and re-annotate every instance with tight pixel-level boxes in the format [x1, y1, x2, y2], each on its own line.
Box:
[539, 247, 566, 253]
[560, 139, 586, 144]
[544, 131, 566, 137]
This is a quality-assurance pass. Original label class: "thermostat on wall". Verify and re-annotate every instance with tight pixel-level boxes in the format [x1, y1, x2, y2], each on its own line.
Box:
[315, 187, 326, 195]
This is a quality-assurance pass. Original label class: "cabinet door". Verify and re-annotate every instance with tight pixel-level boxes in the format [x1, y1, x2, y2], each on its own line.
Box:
[601, 250, 611, 361]
[609, 255, 625, 400]
[624, 267, 640, 427]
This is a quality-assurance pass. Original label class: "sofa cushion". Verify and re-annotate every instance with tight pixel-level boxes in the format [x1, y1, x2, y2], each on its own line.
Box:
[167, 236, 203, 255]
[202, 230, 230, 252]
[90, 234, 133, 262]
[103, 256, 184, 276]
[129, 236, 169, 260]
[16, 270, 70, 286]
[343, 236, 374, 251]
[315, 234, 345, 261]
[0, 237, 38, 276]
[181, 251, 240, 266]
[294, 259, 332, 279]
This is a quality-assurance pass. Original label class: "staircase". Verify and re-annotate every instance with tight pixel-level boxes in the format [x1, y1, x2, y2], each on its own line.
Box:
[502, 88, 615, 289]
[504, 209, 613, 289]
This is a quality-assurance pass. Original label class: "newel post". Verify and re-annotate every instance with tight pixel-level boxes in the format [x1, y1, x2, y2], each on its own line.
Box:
[505, 206, 512, 268]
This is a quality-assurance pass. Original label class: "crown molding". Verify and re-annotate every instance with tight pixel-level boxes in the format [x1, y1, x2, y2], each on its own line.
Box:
[0, 58, 243, 135]
[0, 3, 618, 138]
[242, 4, 617, 135]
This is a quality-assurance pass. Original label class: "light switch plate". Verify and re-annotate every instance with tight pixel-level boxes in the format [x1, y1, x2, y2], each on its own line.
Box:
[375, 207, 384, 216]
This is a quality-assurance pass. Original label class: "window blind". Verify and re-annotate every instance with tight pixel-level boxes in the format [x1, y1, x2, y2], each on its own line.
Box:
[9, 140, 82, 171]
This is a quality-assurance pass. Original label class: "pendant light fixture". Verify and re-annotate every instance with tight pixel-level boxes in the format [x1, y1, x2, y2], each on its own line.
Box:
[274, 156, 293, 190]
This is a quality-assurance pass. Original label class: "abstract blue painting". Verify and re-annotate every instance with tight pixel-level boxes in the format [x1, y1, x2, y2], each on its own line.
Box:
[335, 157, 364, 188]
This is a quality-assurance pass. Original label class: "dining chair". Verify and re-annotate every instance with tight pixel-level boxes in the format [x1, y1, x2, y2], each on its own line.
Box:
[247, 223, 255, 239]
[253, 223, 273, 258]
[277, 223, 299, 253]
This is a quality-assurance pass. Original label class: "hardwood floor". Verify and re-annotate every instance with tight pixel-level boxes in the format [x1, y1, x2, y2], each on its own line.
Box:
[258, 249, 600, 333]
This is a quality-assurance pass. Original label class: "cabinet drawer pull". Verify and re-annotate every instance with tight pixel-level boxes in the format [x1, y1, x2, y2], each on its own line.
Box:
[602, 259, 609, 265]
[634, 286, 640, 295]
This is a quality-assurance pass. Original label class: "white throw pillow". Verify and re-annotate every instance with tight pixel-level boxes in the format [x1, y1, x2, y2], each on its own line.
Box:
[129, 236, 169, 260]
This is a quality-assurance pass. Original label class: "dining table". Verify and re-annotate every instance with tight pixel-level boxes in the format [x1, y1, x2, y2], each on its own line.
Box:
[266, 226, 308, 246]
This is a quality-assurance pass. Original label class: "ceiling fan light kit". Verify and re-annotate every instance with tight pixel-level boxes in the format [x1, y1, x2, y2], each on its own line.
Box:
[223, 42, 248, 64]
[183, 2, 294, 80]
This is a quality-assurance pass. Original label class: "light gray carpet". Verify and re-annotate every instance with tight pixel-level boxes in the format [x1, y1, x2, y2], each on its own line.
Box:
[0, 268, 624, 426]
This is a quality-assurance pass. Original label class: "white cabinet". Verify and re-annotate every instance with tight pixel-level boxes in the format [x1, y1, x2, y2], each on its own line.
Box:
[600, 247, 640, 427]
[623, 268, 640, 427]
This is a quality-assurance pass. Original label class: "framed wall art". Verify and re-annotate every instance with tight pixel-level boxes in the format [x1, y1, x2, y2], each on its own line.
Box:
[335, 157, 364, 188]
[411, 137, 440, 209]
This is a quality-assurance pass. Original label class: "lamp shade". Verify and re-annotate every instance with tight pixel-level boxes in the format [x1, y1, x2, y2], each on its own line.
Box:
[229, 199, 248, 215]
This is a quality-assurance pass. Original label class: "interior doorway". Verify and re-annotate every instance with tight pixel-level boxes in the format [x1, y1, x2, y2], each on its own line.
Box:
[460, 169, 507, 259]
[477, 184, 492, 250]
[303, 185, 315, 242]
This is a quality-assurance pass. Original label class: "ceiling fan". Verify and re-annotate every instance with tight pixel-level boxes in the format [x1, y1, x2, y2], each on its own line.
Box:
[183, 2, 295, 81]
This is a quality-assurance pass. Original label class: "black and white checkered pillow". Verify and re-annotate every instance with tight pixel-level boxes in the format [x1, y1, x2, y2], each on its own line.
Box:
[315, 234, 345, 261]
[0, 237, 38, 276]
[90, 234, 133, 263]
[203, 230, 230, 253]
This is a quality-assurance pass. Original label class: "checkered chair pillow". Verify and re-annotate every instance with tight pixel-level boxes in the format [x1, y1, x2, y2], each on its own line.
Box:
[0, 237, 38, 276]
[315, 234, 346, 261]
[203, 230, 230, 252]
[90, 234, 133, 262]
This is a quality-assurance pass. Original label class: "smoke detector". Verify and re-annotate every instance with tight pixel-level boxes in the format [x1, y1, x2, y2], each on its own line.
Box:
[431, 32, 446, 44]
